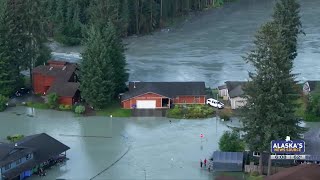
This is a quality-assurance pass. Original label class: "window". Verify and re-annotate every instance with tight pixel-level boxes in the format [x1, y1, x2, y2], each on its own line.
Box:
[26, 154, 32, 160]
[16, 159, 21, 165]
[4, 163, 11, 170]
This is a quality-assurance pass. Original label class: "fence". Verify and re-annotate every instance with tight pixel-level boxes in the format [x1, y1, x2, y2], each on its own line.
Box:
[244, 162, 288, 175]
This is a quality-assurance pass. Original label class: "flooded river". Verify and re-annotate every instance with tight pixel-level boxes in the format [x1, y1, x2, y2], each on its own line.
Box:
[51, 0, 320, 87]
[1, 106, 244, 180]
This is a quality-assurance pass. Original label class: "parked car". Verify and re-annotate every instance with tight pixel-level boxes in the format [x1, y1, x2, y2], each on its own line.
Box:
[206, 98, 224, 109]
[14, 88, 30, 97]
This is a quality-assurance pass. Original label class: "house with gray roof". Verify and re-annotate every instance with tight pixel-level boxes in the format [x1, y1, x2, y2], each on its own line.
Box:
[218, 81, 247, 109]
[121, 82, 206, 109]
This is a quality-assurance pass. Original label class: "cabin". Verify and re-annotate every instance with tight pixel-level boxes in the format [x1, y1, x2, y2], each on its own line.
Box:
[303, 81, 320, 95]
[218, 81, 247, 109]
[121, 82, 206, 109]
[0, 133, 69, 180]
[211, 151, 244, 172]
[32, 60, 80, 105]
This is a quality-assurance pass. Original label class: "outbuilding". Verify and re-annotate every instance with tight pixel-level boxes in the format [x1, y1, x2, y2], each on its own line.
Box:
[211, 151, 244, 172]
[121, 82, 206, 109]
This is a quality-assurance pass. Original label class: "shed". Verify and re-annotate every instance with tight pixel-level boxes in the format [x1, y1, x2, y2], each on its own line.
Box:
[211, 151, 244, 172]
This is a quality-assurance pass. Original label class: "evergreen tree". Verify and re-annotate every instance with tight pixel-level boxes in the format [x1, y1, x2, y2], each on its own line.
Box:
[240, 0, 305, 175]
[80, 25, 116, 108]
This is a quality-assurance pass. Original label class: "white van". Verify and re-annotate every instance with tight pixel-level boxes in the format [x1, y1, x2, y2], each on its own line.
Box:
[206, 98, 224, 109]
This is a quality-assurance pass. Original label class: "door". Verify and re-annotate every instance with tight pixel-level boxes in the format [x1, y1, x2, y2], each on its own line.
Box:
[136, 100, 156, 109]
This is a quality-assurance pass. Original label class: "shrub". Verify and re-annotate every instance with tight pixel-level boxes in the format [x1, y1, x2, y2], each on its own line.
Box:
[0, 95, 8, 112]
[7, 134, 24, 143]
[219, 108, 232, 120]
[75, 105, 85, 114]
[26, 102, 50, 109]
[219, 131, 245, 152]
[167, 105, 183, 118]
[47, 93, 59, 109]
[59, 104, 72, 111]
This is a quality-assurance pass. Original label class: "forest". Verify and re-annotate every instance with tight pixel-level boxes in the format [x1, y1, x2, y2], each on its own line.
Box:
[44, 0, 231, 45]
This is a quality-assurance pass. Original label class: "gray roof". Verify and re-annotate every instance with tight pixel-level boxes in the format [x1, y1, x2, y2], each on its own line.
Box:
[47, 82, 80, 97]
[218, 85, 227, 90]
[0, 143, 34, 167]
[225, 81, 247, 98]
[211, 151, 244, 163]
[122, 82, 206, 101]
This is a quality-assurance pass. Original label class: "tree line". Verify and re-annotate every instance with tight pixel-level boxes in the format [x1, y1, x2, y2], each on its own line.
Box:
[45, 0, 229, 45]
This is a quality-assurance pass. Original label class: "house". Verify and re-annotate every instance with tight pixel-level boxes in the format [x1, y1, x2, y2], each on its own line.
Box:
[211, 151, 244, 172]
[0, 133, 70, 180]
[303, 81, 320, 95]
[218, 81, 247, 109]
[32, 60, 80, 105]
[264, 164, 320, 180]
[121, 82, 206, 109]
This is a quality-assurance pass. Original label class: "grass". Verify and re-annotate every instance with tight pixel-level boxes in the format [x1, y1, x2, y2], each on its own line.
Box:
[295, 96, 306, 118]
[26, 102, 50, 109]
[96, 102, 131, 117]
[167, 104, 215, 119]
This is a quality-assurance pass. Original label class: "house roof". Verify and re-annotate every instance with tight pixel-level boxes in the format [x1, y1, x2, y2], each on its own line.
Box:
[306, 81, 320, 92]
[0, 143, 34, 167]
[225, 81, 247, 98]
[264, 164, 320, 180]
[211, 151, 244, 164]
[218, 85, 227, 90]
[122, 82, 206, 101]
[32, 62, 77, 82]
[17, 133, 70, 164]
[47, 82, 80, 97]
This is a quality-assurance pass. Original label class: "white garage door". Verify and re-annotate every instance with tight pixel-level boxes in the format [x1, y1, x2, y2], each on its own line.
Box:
[136, 100, 156, 109]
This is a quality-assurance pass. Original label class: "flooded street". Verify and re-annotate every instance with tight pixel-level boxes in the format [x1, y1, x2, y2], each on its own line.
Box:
[51, 0, 320, 87]
[1, 106, 245, 179]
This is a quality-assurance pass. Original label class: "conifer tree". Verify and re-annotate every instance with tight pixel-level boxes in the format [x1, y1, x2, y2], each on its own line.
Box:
[80, 25, 116, 108]
[240, 0, 305, 175]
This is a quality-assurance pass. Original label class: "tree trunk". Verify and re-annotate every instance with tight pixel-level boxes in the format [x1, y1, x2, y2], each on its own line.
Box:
[135, 0, 139, 34]
[259, 153, 263, 175]
[267, 153, 272, 176]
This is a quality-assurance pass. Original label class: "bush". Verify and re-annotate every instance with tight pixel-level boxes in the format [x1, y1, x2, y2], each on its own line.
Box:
[167, 106, 183, 118]
[219, 131, 245, 152]
[219, 108, 232, 121]
[7, 134, 24, 143]
[75, 105, 85, 114]
[59, 104, 72, 111]
[47, 93, 59, 109]
[0, 95, 8, 112]
[167, 105, 215, 119]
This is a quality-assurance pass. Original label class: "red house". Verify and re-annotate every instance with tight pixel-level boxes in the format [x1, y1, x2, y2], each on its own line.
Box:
[32, 60, 80, 105]
[121, 82, 206, 109]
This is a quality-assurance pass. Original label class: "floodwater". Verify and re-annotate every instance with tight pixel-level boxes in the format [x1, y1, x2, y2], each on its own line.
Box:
[50, 0, 320, 87]
[1, 106, 244, 180]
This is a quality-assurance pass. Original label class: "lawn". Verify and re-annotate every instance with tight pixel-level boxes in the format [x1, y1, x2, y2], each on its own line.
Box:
[26, 102, 50, 109]
[96, 102, 131, 117]
[295, 96, 306, 118]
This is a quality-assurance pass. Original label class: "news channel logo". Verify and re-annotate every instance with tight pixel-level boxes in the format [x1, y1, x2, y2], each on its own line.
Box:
[271, 136, 305, 154]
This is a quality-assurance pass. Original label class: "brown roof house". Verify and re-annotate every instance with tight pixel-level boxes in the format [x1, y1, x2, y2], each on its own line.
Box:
[303, 81, 320, 95]
[218, 81, 247, 109]
[32, 60, 80, 105]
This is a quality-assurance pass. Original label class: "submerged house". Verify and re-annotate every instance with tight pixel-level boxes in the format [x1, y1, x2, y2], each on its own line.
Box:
[218, 81, 247, 109]
[0, 133, 69, 180]
[32, 60, 80, 105]
[121, 82, 206, 109]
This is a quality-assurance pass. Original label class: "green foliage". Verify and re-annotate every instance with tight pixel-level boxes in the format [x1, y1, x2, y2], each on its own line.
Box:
[59, 104, 72, 111]
[219, 108, 233, 121]
[240, 0, 306, 155]
[75, 105, 85, 114]
[167, 105, 215, 119]
[47, 93, 59, 108]
[96, 102, 131, 117]
[0, 95, 8, 112]
[219, 131, 245, 152]
[80, 22, 127, 108]
[26, 102, 50, 109]
[7, 134, 24, 143]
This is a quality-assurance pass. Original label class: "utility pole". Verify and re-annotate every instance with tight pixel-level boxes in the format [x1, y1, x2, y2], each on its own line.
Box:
[267, 153, 272, 176]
